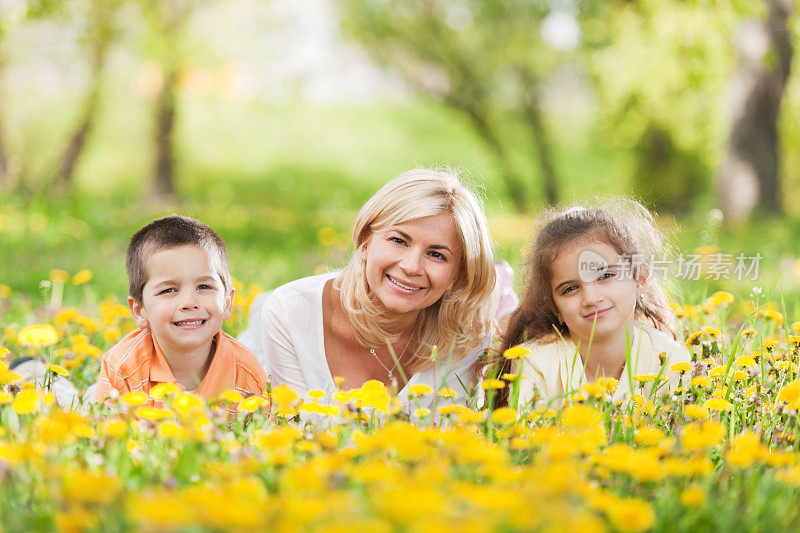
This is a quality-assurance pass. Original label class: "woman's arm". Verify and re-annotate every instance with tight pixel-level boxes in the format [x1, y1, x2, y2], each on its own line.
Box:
[259, 294, 310, 394]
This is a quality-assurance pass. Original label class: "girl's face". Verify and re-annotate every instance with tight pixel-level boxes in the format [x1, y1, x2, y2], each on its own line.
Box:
[363, 213, 462, 324]
[549, 240, 641, 345]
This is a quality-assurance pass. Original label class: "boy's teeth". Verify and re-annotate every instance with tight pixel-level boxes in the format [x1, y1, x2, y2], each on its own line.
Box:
[176, 320, 204, 326]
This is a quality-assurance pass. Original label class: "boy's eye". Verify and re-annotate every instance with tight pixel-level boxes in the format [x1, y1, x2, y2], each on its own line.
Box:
[158, 288, 176, 295]
[198, 284, 215, 290]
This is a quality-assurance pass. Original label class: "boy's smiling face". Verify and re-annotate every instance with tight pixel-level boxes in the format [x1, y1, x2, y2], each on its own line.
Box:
[128, 244, 233, 359]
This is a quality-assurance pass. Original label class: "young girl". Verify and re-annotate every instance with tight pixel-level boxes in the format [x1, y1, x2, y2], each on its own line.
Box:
[499, 197, 690, 408]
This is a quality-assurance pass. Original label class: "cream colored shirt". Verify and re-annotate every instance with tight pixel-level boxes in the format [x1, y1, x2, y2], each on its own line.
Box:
[517, 322, 690, 409]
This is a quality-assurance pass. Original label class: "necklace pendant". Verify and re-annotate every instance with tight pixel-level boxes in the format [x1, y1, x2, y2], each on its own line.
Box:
[388, 370, 393, 380]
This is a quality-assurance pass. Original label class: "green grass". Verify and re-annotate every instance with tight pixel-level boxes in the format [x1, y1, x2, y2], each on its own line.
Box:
[2, 96, 800, 324]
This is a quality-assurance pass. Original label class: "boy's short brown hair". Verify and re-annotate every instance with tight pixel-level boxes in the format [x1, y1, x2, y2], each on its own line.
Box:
[126, 215, 232, 303]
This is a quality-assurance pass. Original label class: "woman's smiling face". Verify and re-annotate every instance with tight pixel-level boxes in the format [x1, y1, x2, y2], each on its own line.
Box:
[363, 213, 462, 323]
[549, 240, 640, 345]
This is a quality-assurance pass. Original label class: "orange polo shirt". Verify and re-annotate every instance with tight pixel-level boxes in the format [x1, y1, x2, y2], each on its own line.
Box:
[96, 328, 268, 403]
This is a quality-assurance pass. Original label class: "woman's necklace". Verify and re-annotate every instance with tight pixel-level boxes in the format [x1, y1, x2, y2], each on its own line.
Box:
[368, 337, 412, 382]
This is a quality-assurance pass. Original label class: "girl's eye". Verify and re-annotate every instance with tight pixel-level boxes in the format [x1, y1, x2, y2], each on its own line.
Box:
[561, 285, 578, 295]
[598, 271, 616, 281]
[158, 288, 176, 295]
[198, 284, 214, 290]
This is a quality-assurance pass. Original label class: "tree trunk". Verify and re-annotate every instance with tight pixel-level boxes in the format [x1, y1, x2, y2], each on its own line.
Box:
[57, 43, 108, 192]
[519, 70, 558, 205]
[718, 0, 792, 222]
[442, 94, 528, 212]
[149, 65, 178, 199]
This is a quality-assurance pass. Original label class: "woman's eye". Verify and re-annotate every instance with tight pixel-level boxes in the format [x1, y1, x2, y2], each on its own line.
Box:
[428, 251, 447, 261]
[388, 236, 406, 245]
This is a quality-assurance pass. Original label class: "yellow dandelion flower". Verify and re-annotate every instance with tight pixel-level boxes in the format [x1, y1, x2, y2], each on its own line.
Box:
[12, 389, 39, 414]
[733, 370, 748, 382]
[150, 382, 181, 399]
[481, 379, 506, 390]
[159, 422, 185, 439]
[606, 498, 655, 533]
[503, 345, 531, 359]
[742, 328, 756, 338]
[49, 269, 70, 284]
[408, 384, 433, 396]
[308, 389, 325, 400]
[562, 404, 601, 429]
[238, 396, 269, 413]
[217, 390, 243, 403]
[633, 374, 656, 383]
[46, 364, 69, 376]
[101, 419, 128, 438]
[71, 269, 93, 285]
[703, 398, 733, 411]
[680, 486, 705, 506]
[692, 376, 712, 388]
[414, 408, 430, 417]
[684, 404, 709, 420]
[136, 407, 172, 421]
[758, 309, 784, 326]
[704, 327, 721, 338]
[437, 388, 457, 398]
[685, 331, 704, 348]
[17, 325, 59, 346]
[271, 384, 298, 405]
[670, 362, 692, 374]
[706, 291, 734, 307]
[490, 407, 517, 425]
[121, 392, 148, 406]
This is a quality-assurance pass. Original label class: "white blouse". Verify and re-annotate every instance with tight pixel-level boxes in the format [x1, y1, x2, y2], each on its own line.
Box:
[242, 273, 488, 411]
[517, 322, 691, 409]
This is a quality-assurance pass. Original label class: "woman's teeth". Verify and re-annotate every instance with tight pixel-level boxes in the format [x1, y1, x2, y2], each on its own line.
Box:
[388, 276, 422, 291]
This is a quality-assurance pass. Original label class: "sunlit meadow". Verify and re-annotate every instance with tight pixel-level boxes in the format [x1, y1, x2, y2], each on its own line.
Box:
[2, 262, 800, 532]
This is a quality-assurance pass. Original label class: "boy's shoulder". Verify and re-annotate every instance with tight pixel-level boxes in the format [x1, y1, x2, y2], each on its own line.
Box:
[101, 328, 156, 375]
[219, 332, 264, 371]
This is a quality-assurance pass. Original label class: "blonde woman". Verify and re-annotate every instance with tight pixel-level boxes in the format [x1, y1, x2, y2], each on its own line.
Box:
[251, 168, 496, 410]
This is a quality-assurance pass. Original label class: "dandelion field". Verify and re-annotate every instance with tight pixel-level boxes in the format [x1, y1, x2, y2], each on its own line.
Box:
[3, 264, 800, 532]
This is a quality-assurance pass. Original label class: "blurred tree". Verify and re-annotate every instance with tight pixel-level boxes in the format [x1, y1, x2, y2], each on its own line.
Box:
[0, 0, 67, 190]
[581, 0, 759, 213]
[336, 0, 568, 212]
[55, 0, 123, 193]
[138, 0, 196, 200]
[718, 0, 793, 222]
[582, 0, 794, 220]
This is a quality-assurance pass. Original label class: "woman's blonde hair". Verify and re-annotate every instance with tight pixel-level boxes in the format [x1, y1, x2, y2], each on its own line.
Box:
[335, 168, 496, 373]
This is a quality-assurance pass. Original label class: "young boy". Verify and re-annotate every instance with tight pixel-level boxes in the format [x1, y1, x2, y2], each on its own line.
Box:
[95, 215, 267, 402]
